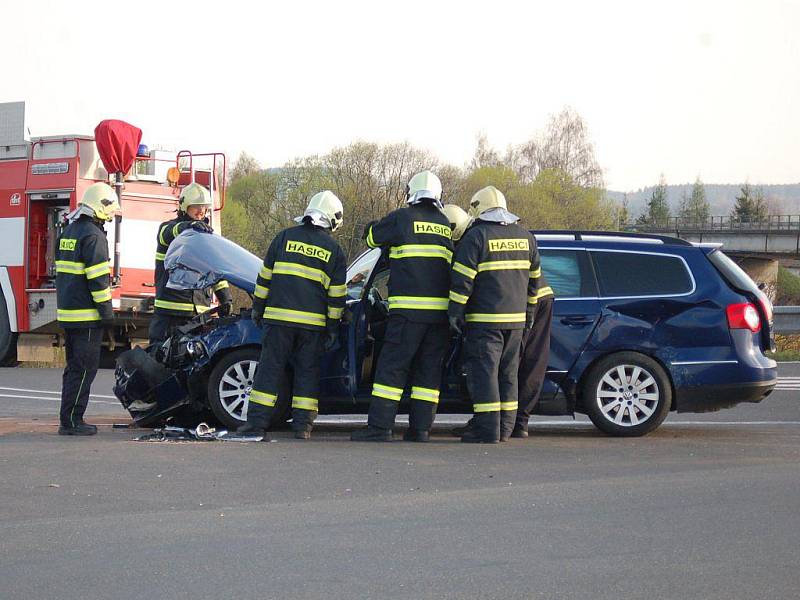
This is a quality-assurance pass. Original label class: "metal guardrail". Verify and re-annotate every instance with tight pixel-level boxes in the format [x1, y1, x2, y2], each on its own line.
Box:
[774, 306, 800, 334]
[635, 215, 800, 232]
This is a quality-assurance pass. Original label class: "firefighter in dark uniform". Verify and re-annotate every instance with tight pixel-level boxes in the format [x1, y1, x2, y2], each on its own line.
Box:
[513, 271, 554, 438]
[237, 191, 347, 439]
[351, 171, 454, 442]
[149, 182, 232, 344]
[55, 183, 119, 435]
[448, 186, 540, 443]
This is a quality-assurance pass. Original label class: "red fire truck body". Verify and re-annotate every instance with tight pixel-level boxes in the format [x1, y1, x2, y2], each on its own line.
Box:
[0, 129, 224, 364]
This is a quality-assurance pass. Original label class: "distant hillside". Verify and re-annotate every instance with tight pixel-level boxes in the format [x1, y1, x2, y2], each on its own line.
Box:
[607, 184, 800, 217]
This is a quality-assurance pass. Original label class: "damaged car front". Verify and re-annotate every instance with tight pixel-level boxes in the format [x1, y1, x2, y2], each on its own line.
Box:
[114, 231, 264, 427]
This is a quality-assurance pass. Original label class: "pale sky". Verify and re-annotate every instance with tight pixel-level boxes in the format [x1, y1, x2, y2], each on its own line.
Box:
[2, 0, 799, 191]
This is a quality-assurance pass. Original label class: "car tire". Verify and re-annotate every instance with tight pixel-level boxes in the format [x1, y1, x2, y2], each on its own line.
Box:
[582, 352, 671, 437]
[0, 286, 17, 366]
[206, 347, 290, 431]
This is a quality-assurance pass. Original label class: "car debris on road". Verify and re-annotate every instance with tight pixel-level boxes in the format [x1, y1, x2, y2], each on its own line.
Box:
[134, 422, 265, 443]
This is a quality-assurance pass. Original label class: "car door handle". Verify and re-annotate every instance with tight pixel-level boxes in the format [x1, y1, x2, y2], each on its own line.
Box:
[560, 316, 594, 327]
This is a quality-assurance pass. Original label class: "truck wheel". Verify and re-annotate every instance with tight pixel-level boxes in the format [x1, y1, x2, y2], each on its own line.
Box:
[206, 348, 290, 431]
[582, 352, 671, 437]
[0, 286, 17, 366]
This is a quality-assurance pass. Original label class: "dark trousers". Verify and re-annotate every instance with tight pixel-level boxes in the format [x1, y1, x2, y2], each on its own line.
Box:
[367, 315, 449, 432]
[464, 327, 524, 442]
[516, 296, 554, 429]
[148, 313, 190, 345]
[60, 328, 102, 427]
[247, 324, 324, 432]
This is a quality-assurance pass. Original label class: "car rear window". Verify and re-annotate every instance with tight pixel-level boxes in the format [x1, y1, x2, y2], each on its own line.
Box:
[540, 249, 597, 298]
[707, 250, 761, 296]
[590, 251, 694, 297]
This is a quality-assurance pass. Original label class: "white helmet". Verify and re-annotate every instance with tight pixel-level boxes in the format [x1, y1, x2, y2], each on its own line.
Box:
[80, 182, 120, 222]
[441, 204, 472, 241]
[303, 190, 344, 232]
[406, 170, 443, 207]
[469, 185, 507, 218]
[179, 182, 213, 213]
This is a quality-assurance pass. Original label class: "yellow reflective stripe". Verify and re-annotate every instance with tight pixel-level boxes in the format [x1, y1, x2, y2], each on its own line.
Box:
[500, 401, 519, 411]
[159, 224, 169, 246]
[85, 261, 111, 280]
[388, 296, 449, 311]
[292, 396, 319, 411]
[529, 267, 542, 278]
[196, 304, 212, 313]
[273, 261, 331, 288]
[213, 280, 230, 291]
[327, 306, 344, 319]
[372, 383, 403, 401]
[154, 299, 195, 312]
[254, 284, 270, 299]
[172, 223, 182, 239]
[328, 284, 347, 298]
[528, 286, 554, 304]
[155, 252, 166, 262]
[465, 312, 526, 323]
[474, 401, 501, 413]
[410, 386, 439, 404]
[388, 244, 453, 261]
[57, 308, 100, 322]
[259, 266, 273, 280]
[55, 260, 86, 275]
[452, 261, 477, 279]
[527, 296, 538, 305]
[366, 226, 378, 249]
[449, 290, 469, 305]
[90, 287, 112, 302]
[249, 389, 277, 407]
[477, 260, 531, 272]
[263, 307, 326, 327]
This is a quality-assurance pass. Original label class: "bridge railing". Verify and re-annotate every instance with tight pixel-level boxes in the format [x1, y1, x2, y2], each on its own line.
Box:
[634, 215, 800, 232]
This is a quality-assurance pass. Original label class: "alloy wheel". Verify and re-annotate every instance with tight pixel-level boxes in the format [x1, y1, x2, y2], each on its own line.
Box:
[217, 359, 258, 422]
[594, 364, 660, 427]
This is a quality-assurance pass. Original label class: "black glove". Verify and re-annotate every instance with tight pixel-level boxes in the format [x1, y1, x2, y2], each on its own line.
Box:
[324, 328, 339, 352]
[191, 220, 213, 233]
[251, 300, 264, 327]
[448, 314, 464, 336]
[219, 301, 233, 317]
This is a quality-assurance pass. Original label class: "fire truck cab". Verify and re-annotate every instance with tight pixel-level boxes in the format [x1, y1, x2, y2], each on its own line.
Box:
[0, 102, 225, 364]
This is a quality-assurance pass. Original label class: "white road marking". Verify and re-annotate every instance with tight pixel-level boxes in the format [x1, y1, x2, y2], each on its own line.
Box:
[0, 394, 120, 406]
[0, 386, 116, 399]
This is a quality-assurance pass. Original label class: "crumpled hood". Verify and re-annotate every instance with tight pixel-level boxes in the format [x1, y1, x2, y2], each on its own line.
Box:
[164, 230, 262, 294]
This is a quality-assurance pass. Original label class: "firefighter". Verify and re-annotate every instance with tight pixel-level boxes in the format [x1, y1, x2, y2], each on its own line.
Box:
[237, 191, 347, 439]
[351, 170, 454, 442]
[55, 183, 120, 435]
[448, 186, 540, 443]
[442, 204, 472, 242]
[149, 182, 232, 344]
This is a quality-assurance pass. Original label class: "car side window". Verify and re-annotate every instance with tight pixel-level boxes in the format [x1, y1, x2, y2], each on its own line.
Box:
[540, 249, 597, 298]
[590, 251, 694, 297]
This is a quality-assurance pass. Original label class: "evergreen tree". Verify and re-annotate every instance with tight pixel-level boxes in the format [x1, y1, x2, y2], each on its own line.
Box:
[638, 174, 670, 225]
[680, 177, 710, 224]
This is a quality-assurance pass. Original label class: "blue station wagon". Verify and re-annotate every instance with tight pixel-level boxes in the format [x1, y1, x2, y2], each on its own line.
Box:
[114, 230, 778, 437]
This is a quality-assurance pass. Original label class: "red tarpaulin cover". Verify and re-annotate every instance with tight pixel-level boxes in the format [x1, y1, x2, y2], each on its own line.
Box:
[94, 119, 142, 174]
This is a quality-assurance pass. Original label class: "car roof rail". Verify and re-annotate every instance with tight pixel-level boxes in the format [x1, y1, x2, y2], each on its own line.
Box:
[531, 230, 693, 246]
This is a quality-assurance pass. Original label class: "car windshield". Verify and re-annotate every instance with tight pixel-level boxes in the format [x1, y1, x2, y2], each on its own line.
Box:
[346, 248, 381, 301]
[164, 230, 262, 294]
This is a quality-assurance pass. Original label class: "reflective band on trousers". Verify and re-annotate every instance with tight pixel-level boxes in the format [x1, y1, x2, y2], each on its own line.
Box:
[452, 261, 477, 279]
[389, 244, 453, 261]
[292, 396, 319, 411]
[474, 401, 501, 413]
[90, 287, 112, 302]
[249, 389, 277, 407]
[254, 284, 270, 299]
[372, 383, 403, 401]
[388, 296, 449, 311]
[55, 260, 85, 275]
[477, 260, 530, 272]
[465, 312, 526, 323]
[273, 261, 331, 289]
[449, 290, 469, 305]
[85, 261, 111, 280]
[500, 401, 519, 411]
[155, 299, 195, 312]
[263, 306, 326, 327]
[410, 386, 439, 404]
[57, 308, 100, 322]
[328, 284, 347, 298]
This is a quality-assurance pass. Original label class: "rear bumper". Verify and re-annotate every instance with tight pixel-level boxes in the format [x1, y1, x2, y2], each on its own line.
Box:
[675, 378, 777, 413]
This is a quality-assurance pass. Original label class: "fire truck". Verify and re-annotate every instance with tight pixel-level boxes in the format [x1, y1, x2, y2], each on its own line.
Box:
[0, 102, 226, 364]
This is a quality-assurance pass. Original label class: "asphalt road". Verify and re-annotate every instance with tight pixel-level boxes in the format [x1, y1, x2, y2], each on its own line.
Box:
[1, 365, 799, 599]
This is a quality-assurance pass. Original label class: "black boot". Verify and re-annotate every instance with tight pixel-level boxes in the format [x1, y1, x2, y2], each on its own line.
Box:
[403, 429, 430, 442]
[511, 424, 529, 438]
[460, 428, 499, 444]
[294, 430, 311, 440]
[451, 417, 475, 437]
[351, 426, 393, 442]
[58, 421, 98, 436]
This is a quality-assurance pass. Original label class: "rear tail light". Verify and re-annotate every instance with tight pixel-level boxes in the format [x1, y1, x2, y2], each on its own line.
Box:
[726, 303, 761, 332]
